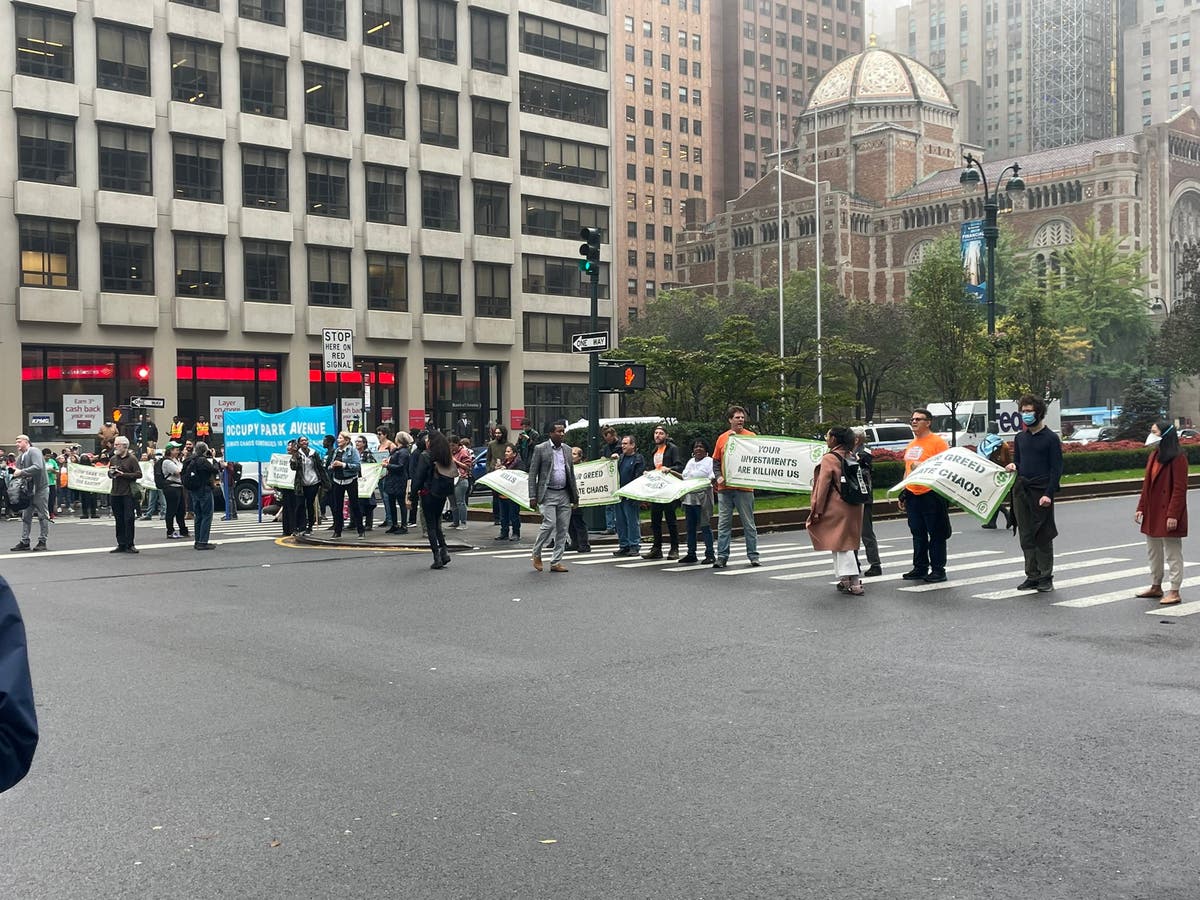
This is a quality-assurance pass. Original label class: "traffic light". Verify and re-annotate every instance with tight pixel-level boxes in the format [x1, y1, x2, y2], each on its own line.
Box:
[599, 362, 646, 391]
[578, 227, 601, 275]
[136, 365, 150, 380]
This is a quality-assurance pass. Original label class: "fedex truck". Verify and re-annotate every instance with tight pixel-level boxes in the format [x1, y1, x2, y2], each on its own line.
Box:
[928, 400, 1062, 447]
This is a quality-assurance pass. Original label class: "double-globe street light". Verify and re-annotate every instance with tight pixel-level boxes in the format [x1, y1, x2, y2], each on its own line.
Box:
[959, 152, 1024, 433]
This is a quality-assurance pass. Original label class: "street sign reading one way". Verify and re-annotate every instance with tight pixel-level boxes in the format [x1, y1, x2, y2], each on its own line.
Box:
[323, 328, 355, 372]
[571, 331, 610, 353]
[129, 396, 166, 409]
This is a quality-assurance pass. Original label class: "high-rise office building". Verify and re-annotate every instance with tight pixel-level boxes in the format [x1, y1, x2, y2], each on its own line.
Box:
[1123, 0, 1199, 133]
[1, 0, 615, 441]
[895, 0, 1119, 154]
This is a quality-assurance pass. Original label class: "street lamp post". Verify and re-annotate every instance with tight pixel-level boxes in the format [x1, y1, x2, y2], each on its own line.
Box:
[959, 152, 1024, 433]
[774, 163, 822, 426]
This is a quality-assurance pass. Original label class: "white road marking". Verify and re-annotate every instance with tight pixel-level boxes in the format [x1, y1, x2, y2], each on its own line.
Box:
[772, 550, 1007, 582]
[1147, 600, 1200, 617]
[898, 557, 1128, 593]
[713, 548, 914, 576]
[1, 534, 280, 560]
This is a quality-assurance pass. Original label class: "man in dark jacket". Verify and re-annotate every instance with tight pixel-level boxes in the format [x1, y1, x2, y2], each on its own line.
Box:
[108, 436, 143, 553]
[612, 435, 646, 557]
[0, 575, 37, 793]
[643, 425, 684, 559]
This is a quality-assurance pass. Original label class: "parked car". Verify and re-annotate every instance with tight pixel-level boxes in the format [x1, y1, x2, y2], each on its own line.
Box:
[860, 422, 916, 451]
[1066, 426, 1118, 444]
[1180, 428, 1198, 440]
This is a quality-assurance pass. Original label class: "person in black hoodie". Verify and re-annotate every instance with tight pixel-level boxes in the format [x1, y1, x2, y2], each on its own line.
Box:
[382, 432, 411, 535]
[0, 575, 37, 793]
[412, 429, 456, 569]
[642, 425, 684, 559]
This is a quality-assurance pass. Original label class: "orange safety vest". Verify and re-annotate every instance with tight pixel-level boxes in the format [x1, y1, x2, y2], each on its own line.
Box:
[196, 421, 210, 438]
[170, 421, 184, 440]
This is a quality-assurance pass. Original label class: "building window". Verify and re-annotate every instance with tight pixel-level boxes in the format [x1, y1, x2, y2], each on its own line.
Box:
[17, 114, 75, 185]
[366, 252, 407, 311]
[419, 0, 457, 63]
[523, 255, 607, 298]
[364, 164, 407, 224]
[523, 313, 611, 352]
[521, 134, 608, 187]
[471, 9, 507, 74]
[475, 262, 511, 317]
[173, 136, 223, 203]
[304, 64, 348, 129]
[522, 196, 608, 240]
[99, 226, 154, 295]
[422, 258, 461, 314]
[240, 52, 288, 118]
[421, 173, 460, 230]
[20, 219, 76, 289]
[305, 155, 350, 218]
[170, 37, 221, 107]
[174, 233, 224, 298]
[303, 0, 346, 39]
[16, 7, 74, 82]
[96, 23, 150, 94]
[239, 0, 285, 26]
[519, 15, 607, 71]
[172, 0, 219, 10]
[242, 145, 289, 210]
[98, 125, 152, 194]
[419, 87, 459, 147]
[519, 73, 608, 127]
[364, 76, 405, 139]
[243, 240, 290, 303]
[473, 181, 510, 237]
[308, 247, 351, 307]
[363, 0, 403, 52]
[472, 98, 509, 156]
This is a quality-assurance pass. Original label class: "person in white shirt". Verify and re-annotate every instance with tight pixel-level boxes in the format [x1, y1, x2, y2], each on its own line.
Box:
[679, 439, 715, 565]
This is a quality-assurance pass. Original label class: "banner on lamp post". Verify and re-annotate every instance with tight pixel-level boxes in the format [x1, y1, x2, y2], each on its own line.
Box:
[887, 446, 1015, 521]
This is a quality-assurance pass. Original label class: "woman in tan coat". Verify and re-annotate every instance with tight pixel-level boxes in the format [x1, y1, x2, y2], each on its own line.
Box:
[807, 425, 866, 595]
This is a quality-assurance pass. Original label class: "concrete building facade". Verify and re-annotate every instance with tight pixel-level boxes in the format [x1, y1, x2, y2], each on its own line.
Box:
[1123, 0, 1199, 134]
[1, 0, 614, 448]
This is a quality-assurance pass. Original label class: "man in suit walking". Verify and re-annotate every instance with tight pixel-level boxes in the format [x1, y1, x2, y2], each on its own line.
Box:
[527, 420, 578, 573]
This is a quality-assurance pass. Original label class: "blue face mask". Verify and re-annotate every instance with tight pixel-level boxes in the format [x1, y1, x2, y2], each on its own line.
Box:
[1021, 412, 1037, 426]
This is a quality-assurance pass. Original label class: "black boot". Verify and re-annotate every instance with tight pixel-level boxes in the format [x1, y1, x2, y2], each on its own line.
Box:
[642, 541, 663, 560]
[667, 542, 679, 560]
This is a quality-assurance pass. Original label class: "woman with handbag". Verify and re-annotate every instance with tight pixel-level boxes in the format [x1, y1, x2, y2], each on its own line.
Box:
[806, 426, 866, 595]
[1135, 421, 1189, 605]
[413, 429, 456, 569]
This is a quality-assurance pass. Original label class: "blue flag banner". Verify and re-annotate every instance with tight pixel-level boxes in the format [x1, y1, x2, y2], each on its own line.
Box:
[960, 219, 986, 300]
[222, 406, 336, 463]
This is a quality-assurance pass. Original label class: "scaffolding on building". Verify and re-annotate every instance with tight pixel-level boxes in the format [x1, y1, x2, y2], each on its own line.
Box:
[1028, 0, 1115, 151]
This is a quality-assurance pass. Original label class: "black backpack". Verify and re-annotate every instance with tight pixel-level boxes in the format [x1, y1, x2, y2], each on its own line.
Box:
[831, 453, 871, 505]
[153, 456, 168, 490]
[182, 458, 208, 491]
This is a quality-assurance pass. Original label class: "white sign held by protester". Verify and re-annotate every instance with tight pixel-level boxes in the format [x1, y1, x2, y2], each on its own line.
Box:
[67, 463, 111, 494]
[264, 454, 295, 491]
[210, 396, 247, 434]
[721, 435, 827, 493]
[616, 471, 712, 504]
[887, 446, 1015, 521]
[574, 458, 619, 507]
[477, 468, 534, 511]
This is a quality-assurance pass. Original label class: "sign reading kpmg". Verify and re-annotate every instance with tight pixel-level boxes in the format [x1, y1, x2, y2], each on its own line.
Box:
[222, 406, 336, 463]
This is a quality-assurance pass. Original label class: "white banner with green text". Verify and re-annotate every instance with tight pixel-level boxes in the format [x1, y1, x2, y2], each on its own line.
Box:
[721, 435, 827, 493]
[476, 469, 534, 511]
[887, 446, 1014, 521]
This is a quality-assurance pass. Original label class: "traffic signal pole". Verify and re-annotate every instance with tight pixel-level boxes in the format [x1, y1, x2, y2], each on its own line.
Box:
[579, 227, 603, 462]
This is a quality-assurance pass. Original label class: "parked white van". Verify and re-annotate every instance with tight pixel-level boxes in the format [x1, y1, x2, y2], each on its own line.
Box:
[928, 400, 1062, 447]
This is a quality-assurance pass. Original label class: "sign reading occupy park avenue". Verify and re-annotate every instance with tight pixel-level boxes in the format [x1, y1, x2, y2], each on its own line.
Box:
[721, 435, 828, 493]
[222, 406, 336, 463]
[574, 458, 619, 507]
[616, 471, 712, 504]
[476, 469, 534, 511]
[887, 446, 1015, 521]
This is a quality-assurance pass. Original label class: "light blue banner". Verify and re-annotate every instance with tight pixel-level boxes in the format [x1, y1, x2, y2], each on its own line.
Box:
[222, 406, 336, 463]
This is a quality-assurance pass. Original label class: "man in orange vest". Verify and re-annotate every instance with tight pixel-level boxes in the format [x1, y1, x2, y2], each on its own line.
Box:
[195, 415, 211, 443]
[898, 408, 951, 583]
[169, 415, 185, 442]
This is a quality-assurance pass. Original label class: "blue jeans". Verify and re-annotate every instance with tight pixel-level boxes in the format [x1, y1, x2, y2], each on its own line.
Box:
[143, 488, 164, 517]
[684, 504, 714, 558]
[614, 498, 641, 551]
[716, 490, 758, 562]
[190, 488, 214, 546]
[453, 478, 470, 526]
[604, 503, 617, 532]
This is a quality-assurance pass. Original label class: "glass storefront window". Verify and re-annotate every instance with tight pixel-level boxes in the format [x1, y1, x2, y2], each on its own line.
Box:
[525, 383, 588, 432]
[176, 351, 283, 447]
[308, 355, 400, 433]
[424, 361, 500, 445]
[21, 345, 149, 447]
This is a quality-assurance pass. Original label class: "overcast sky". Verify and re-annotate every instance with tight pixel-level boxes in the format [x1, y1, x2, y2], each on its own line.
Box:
[867, 0, 907, 47]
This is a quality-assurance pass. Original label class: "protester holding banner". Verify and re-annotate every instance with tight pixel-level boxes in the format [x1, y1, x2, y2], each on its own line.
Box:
[290, 435, 328, 535]
[711, 406, 761, 569]
[565, 447, 592, 553]
[1006, 394, 1063, 592]
[679, 439, 716, 565]
[328, 432, 364, 540]
[898, 409, 951, 583]
[611, 435, 646, 557]
[851, 428, 883, 577]
[601, 427, 620, 534]
[495, 444, 525, 542]
[1135, 420, 1189, 605]
[976, 431, 1014, 531]
[642, 426, 684, 560]
[807, 427, 866, 595]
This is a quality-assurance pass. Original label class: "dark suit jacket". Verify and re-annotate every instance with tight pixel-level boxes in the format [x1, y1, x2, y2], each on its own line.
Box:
[0, 576, 37, 793]
[527, 440, 578, 506]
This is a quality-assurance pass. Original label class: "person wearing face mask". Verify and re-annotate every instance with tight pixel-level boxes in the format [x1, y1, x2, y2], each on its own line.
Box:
[1005, 394, 1063, 593]
[1134, 421, 1189, 605]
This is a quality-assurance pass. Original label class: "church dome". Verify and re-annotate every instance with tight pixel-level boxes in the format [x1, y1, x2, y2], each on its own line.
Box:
[807, 47, 952, 110]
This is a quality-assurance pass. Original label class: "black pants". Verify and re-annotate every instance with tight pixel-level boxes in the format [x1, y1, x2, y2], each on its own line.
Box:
[568, 509, 590, 550]
[300, 483, 320, 532]
[329, 481, 363, 536]
[279, 489, 298, 536]
[421, 493, 448, 560]
[906, 491, 948, 575]
[649, 500, 680, 547]
[164, 486, 186, 536]
[383, 486, 406, 529]
[80, 491, 98, 517]
[860, 502, 880, 567]
[112, 494, 136, 549]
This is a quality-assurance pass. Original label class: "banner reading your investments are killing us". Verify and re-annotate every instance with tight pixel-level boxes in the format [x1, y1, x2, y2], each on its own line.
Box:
[887, 446, 1014, 521]
[721, 435, 828, 493]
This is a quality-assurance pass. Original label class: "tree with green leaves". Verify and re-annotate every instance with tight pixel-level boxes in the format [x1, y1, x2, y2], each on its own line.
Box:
[1052, 223, 1149, 405]
[1154, 244, 1200, 381]
[904, 234, 988, 439]
[1113, 376, 1166, 439]
[838, 299, 911, 422]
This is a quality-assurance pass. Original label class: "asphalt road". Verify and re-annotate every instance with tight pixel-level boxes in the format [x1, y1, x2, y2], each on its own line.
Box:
[1, 494, 1198, 900]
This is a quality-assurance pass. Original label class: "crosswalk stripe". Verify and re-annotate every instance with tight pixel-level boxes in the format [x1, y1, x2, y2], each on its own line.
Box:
[578, 542, 811, 568]
[1053, 588, 1148, 609]
[1147, 600, 1200, 617]
[771, 550, 1006, 582]
[972, 565, 1137, 600]
[899, 557, 1127, 593]
[713, 547, 914, 576]
[0, 533, 280, 560]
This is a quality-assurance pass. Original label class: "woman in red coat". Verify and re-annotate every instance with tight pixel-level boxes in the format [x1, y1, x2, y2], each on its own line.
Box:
[807, 425, 866, 595]
[1135, 421, 1189, 605]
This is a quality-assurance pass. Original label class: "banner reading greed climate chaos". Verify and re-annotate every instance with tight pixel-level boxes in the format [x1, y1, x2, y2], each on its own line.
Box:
[574, 458, 619, 507]
[887, 446, 1014, 521]
[721, 435, 827, 493]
